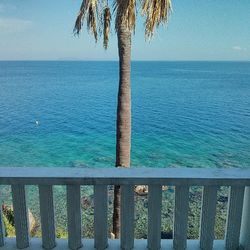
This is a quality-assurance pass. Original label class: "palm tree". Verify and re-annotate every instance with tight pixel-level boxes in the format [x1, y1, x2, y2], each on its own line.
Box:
[74, 0, 172, 238]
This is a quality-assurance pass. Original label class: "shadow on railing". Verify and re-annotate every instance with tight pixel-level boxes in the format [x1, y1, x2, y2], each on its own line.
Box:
[0, 167, 250, 250]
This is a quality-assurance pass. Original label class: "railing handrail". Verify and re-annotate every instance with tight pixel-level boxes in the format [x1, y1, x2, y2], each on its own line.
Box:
[0, 167, 250, 185]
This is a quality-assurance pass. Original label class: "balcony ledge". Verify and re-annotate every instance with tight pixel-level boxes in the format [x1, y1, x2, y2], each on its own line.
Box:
[1, 238, 233, 250]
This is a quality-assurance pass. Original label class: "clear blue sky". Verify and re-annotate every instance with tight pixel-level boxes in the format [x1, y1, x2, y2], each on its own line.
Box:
[0, 0, 249, 61]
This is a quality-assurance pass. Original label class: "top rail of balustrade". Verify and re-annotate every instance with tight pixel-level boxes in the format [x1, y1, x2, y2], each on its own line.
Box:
[0, 167, 250, 186]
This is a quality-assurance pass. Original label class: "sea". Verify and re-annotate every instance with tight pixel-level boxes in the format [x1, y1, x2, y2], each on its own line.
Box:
[0, 61, 250, 169]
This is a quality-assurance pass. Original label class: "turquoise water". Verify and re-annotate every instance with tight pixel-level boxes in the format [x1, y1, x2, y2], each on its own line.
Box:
[0, 61, 250, 169]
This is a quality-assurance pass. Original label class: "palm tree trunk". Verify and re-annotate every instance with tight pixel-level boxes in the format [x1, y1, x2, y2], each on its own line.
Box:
[112, 22, 132, 238]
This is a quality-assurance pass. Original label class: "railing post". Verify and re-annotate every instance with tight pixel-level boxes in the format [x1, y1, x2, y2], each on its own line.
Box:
[121, 185, 134, 250]
[200, 186, 218, 250]
[173, 185, 189, 250]
[148, 185, 162, 250]
[225, 186, 244, 250]
[94, 185, 108, 250]
[11, 184, 29, 249]
[0, 205, 4, 247]
[67, 185, 82, 250]
[39, 185, 56, 250]
[240, 186, 250, 250]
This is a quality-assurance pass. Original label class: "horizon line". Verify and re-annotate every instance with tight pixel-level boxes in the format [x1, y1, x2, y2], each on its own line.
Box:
[0, 59, 250, 62]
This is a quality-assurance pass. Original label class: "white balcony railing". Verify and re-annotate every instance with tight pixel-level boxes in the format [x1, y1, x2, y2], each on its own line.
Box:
[0, 167, 250, 250]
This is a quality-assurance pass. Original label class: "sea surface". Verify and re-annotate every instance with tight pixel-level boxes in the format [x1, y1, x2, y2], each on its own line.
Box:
[0, 61, 250, 169]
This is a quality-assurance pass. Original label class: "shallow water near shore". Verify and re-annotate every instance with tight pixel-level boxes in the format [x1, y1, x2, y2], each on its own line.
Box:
[0, 184, 229, 239]
[0, 61, 250, 168]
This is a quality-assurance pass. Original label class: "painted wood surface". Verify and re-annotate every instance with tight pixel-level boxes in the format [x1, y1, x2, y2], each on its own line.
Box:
[0, 206, 4, 247]
[200, 186, 218, 250]
[11, 185, 29, 249]
[39, 185, 56, 250]
[1, 167, 250, 186]
[225, 186, 245, 250]
[66, 185, 82, 250]
[240, 187, 250, 250]
[0, 167, 250, 250]
[121, 185, 134, 250]
[173, 185, 189, 250]
[94, 185, 108, 250]
[147, 185, 162, 250]
[0, 238, 227, 250]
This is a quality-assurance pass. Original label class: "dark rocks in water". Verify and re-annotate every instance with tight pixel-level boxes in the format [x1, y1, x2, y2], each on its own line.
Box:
[69, 162, 91, 168]
[218, 195, 228, 203]
[141, 231, 173, 239]
[77, 163, 92, 168]
[161, 231, 173, 239]
[189, 189, 202, 201]
[81, 197, 90, 208]
[81, 196, 93, 209]
[143, 200, 148, 209]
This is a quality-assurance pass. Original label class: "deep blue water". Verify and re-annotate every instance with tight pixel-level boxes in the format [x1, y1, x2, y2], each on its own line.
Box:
[0, 61, 250, 169]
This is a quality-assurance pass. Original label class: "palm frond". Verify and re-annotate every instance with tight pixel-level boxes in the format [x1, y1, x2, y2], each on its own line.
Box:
[74, 0, 87, 34]
[103, 7, 111, 49]
[74, 0, 172, 45]
[86, 0, 98, 42]
[74, 0, 98, 42]
[141, 0, 172, 38]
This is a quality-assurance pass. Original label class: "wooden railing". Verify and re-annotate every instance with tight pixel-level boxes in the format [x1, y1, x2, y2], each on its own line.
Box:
[0, 167, 250, 250]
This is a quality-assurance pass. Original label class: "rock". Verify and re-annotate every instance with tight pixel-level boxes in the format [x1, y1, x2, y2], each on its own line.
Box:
[28, 209, 39, 236]
[135, 185, 169, 196]
[135, 185, 148, 196]
[2, 204, 38, 236]
[110, 232, 115, 239]
[2, 204, 14, 225]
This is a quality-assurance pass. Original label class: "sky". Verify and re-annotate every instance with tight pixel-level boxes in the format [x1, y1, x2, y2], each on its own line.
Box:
[0, 0, 249, 61]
